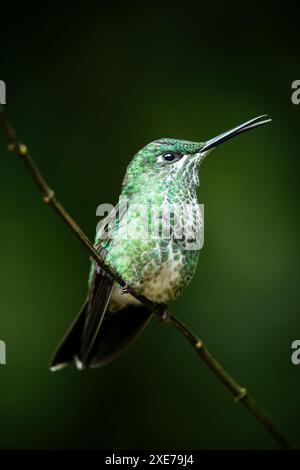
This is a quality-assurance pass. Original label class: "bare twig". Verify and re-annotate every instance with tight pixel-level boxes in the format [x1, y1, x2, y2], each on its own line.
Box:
[0, 107, 295, 450]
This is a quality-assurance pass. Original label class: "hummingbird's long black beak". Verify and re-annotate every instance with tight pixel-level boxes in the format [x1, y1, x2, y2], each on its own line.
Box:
[201, 115, 271, 153]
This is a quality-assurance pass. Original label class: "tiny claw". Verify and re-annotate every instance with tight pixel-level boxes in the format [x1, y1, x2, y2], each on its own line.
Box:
[120, 284, 133, 295]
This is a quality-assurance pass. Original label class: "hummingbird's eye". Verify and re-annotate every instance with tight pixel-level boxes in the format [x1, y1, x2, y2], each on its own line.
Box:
[159, 152, 183, 164]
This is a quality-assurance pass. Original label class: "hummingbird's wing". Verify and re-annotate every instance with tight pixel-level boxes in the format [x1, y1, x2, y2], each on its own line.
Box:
[78, 199, 153, 367]
[79, 264, 115, 366]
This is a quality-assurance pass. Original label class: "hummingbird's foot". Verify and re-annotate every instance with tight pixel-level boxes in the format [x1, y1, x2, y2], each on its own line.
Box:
[120, 283, 134, 295]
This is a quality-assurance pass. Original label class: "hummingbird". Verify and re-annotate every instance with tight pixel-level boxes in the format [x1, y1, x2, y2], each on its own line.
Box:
[50, 115, 271, 371]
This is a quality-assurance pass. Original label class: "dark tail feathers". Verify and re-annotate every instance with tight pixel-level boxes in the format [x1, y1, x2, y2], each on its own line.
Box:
[50, 303, 152, 371]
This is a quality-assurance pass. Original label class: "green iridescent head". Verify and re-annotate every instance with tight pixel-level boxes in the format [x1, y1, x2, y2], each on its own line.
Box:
[122, 115, 271, 193]
[123, 138, 204, 188]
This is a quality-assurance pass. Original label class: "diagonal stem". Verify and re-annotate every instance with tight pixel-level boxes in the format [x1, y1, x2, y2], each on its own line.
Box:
[0, 107, 295, 450]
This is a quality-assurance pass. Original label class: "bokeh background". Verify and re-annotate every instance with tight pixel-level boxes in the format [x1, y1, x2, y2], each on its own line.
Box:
[0, 1, 299, 450]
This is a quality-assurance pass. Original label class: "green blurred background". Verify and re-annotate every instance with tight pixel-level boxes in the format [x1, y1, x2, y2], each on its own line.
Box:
[0, 1, 299, 450]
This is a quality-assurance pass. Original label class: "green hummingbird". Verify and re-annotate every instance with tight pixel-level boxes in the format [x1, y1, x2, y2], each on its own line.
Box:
[50, 115, 271, 371]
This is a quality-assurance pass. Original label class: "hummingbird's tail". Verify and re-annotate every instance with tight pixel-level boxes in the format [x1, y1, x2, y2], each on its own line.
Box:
[50, 269, 152, 371]
[81, 303, 152, 369]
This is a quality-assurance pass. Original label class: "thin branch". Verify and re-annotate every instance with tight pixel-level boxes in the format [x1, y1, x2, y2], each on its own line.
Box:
[0, 107, 295, 450]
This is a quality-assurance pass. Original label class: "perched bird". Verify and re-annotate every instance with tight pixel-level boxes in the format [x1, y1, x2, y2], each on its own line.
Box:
[50, 115, 271, 371]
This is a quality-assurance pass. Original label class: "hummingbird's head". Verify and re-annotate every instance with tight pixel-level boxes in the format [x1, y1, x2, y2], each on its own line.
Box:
[122, 115, 271, 194]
